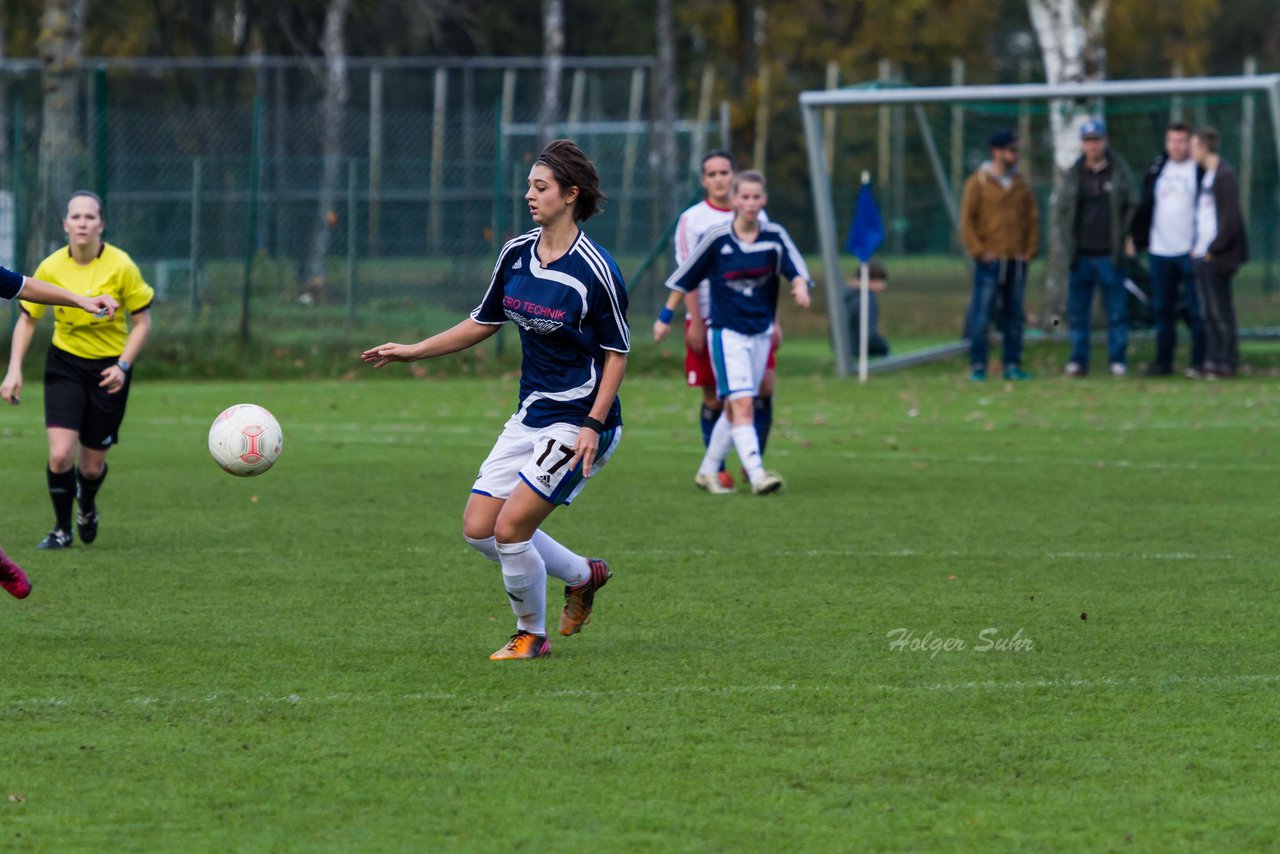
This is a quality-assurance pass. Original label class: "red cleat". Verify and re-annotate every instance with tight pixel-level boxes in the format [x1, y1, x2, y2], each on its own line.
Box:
[717, 470, 736, 490]
[0, 548, 32, 600]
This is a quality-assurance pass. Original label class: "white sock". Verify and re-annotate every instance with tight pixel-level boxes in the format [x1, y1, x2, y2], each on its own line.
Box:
[532, 530, 590, 586]
[732, 424, 766, 484]
[464, 534, 500, 562]
[698, 411, 735, 477]
[496, 540, 547, 636]
[467, 531, 588, 587]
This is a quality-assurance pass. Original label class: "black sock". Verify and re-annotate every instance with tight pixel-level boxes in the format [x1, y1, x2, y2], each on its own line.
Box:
[47, 467, 76, 533]
[754, 396, 774, 455]
[76, 464, 108, 516]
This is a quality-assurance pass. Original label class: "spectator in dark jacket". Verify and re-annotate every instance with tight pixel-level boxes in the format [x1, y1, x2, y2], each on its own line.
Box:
[1055, 118, 1138, 377]
[1131, 122, 1205, 376]
[1190, 127, 1248, 378]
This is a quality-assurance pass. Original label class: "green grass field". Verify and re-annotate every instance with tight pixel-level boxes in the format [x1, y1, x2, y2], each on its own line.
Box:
[3, 344, 1280, 850]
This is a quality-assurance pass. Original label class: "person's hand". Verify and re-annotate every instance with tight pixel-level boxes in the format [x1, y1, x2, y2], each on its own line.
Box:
[771, 324, 783, 352]
[362, 342, 418, 368]
[652, 318, 670, 342]
[0, 371, 21, 405]
[98, 364, 128, 395]
[570, 426, 600, 478]
[1124, 236, 1137, 257]
[792, 280, 811, 309]
[687, 321, 707, 354]
[82, 294, 119, 320]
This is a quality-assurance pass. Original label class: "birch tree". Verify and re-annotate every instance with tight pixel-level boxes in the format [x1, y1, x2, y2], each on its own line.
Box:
[537, 0, 564, 147]
[304, 0, 352, 295]
[655, 0, 680, 223]
[1027, 0, 1109, 318]
[29, 0, 87, 265]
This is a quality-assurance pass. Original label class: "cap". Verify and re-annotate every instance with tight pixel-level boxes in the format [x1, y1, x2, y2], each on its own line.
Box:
[988, 129, 1018, 150]
[1080, 118, 1107, 139]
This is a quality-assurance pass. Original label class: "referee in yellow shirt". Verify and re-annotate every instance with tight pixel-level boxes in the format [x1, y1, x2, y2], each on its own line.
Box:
[1, 191, 154, 549]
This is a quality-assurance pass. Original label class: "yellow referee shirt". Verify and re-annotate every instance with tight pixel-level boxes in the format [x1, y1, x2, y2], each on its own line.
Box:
[21, 244, 155, 360]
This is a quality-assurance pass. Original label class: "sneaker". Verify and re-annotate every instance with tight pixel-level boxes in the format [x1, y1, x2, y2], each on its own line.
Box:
[1184, 366, 1206, 380]
[970, 367, 987, 382]
[1003, 366, 1031, 380]
[695, 471, 734, 494]
[37, 529, 73, 550]
[77, 510, 99, 544]
[560, 558, 612, 636]
[751, 471, 785, 495]
[1110, 362, 1127, 377]
[1065, 362, 1086, 378]
[489, 630, 551, 660]
[716, 469, 735, 490]
[0, 551, 31, 600]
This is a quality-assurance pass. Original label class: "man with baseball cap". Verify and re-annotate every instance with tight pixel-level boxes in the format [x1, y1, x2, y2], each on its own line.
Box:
[1055, 118, 1138, 377]
[960, 128, 1039, 381]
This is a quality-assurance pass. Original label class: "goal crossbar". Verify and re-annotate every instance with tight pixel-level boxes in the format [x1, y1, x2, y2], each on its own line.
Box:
[799, 74, 1280, 378]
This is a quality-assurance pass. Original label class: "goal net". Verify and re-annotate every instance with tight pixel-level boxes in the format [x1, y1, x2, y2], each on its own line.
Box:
[800, 75, 1280, 377]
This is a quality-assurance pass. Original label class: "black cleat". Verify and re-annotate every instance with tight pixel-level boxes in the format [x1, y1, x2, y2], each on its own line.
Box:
[37, 529, 73, 550]
[77, 510, 100, 544]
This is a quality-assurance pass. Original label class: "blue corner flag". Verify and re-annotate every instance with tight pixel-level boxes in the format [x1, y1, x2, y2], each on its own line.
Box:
[845, 177, 884, 262]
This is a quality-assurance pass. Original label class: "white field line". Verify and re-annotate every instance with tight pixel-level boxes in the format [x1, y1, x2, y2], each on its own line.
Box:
[606, 546, 1246, 562]
[8, 673, 1278, 711]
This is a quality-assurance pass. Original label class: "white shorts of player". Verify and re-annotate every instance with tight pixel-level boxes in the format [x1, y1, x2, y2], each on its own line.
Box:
[472, 416, 623, 507]
[708, 326, 772, 402]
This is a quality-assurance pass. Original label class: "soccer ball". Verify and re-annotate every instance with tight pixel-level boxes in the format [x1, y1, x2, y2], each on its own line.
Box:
[208, 403, 284, 477]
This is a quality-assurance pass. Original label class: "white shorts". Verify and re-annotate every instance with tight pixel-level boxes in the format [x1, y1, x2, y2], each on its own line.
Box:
[708, 327, 772, 402]
[472, 416, 622, 506]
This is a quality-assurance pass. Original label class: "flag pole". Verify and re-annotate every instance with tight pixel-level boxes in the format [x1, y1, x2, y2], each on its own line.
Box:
[858, 171, 871, 384]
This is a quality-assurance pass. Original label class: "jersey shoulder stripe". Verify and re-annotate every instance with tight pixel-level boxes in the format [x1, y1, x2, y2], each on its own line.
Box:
[472, 230, 540, 324]
[574, 238, 630, 351]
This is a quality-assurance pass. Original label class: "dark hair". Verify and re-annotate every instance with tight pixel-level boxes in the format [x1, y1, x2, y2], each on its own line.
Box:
[534, 139, 605, 222]
[1194, 126, 1221, 154]
[731, 169, 766, 194]
[1167, 121, 1192, 136]
[701, 149, 737, 173]
[862, 260, 888, 281]
[67, 190, 104, 218]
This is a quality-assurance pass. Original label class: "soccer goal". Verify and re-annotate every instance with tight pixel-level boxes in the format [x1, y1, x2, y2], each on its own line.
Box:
[799, 75, 1280, 378]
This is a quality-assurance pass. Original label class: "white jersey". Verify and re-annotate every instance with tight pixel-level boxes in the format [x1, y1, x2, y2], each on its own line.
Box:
[1193, 169, 1218, 258]
[1149, 158, 1197, 257]
[673, 200, 767, 319]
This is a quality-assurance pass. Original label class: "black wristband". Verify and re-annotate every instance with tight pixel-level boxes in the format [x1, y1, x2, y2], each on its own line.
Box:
[581, 416, 605, 433]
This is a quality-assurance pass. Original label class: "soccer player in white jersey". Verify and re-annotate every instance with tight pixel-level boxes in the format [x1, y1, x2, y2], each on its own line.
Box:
[0, 264, 119, 598]
[664, 170, 811, 495]
[363, 140, 628, 660]
[654, 151, 778, 488]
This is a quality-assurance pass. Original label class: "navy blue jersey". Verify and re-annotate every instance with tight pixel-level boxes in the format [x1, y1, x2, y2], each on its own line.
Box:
[0, 266, 24, 300]
[472, 228, 630, 429]
[665, 221, 810, 336]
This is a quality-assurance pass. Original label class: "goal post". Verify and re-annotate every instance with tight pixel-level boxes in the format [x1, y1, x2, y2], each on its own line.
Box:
[800, 74, 1280, 378]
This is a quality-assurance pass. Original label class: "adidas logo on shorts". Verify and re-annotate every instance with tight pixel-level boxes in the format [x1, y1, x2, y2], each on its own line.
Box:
[537, 474, 552, 488]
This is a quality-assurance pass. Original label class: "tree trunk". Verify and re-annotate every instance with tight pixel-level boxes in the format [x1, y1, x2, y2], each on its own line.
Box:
[305, 0, 352, 296]
[29, 0, 86, 266]
[655, 0, 680, 224]
[538, 0, 564, 147]
[1027, 0, 1108, 323]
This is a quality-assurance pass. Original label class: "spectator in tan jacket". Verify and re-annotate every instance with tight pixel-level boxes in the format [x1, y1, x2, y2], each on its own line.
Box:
[960, 129, 1039, 381]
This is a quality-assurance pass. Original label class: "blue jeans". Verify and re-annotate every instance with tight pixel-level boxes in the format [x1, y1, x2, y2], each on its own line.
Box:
[1068, 255, 1128, 368]
[1148, 254, 1204, 371]
[968, 259, 1027, 369]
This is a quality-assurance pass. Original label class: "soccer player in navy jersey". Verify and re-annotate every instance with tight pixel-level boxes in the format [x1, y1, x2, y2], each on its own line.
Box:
[363, 140, 628, 661]
[1, 263, 119, 598]
[665, 170, 811, 495]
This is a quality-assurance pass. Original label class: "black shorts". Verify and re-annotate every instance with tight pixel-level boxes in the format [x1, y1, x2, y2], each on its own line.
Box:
[43, 345, 132, 451]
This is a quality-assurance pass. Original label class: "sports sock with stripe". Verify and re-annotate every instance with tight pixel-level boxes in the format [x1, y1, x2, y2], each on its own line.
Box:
[466, 531, 589, 587]
[496, 539, 547, 637]
[697, 412, 735, 478]
[754, 396, 773, 455]
[731, 424, 767, 485]
[47, 466, 75, 534]
[75, 463, 107, 515]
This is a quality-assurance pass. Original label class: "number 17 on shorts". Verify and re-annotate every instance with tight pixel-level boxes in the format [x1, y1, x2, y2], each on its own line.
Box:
[472, 419, 623, 506]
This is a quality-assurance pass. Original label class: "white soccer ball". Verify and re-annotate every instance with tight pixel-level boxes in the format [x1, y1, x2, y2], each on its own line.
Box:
[208, 403, 284, 477]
